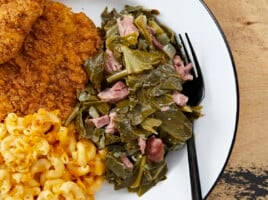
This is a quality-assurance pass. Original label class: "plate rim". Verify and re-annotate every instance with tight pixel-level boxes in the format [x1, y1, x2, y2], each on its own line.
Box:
[199, 0, 240, 198]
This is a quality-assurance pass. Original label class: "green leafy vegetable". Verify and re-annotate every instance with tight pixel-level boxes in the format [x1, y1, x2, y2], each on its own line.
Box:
[107, 46, 165, 83]
[130, 156, 146, 189]
[162, 43, 176, 59]
[134, 15, 152, 46]
[105, 151, 133, 179]
[65, 4, 202, 197]
[155, 108, 192, 150]
[148, 19, 165, 35]
[141, 118, 162, 134]
[84, 51, 105, 91]
[129, 159, 167, 196]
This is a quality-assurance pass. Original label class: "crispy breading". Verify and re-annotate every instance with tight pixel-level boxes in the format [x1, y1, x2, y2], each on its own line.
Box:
[0, 0, 11, 4]
[0, 1, 101, 120]
[0, 0, 46, 64]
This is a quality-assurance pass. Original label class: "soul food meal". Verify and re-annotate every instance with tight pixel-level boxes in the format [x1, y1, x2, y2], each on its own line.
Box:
[0, 1, 202, 199]
[65, 5, 202, 196]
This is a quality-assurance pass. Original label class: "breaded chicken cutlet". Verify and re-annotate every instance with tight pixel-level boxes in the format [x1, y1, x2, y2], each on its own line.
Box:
[0, 1, 101, 120]
[0, 0, 46, 64]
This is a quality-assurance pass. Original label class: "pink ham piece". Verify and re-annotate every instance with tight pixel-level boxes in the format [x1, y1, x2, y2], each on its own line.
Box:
[173, 91, 188, 106]
[138, 137, 146, 154]
[105, 49, 122, 74]
[173, 55, 193, 81]
[147, 26, 156, 35]
[88, 115, 110, 128]
[173, 54, 183, 66]
[117, 15, 139, 37]
[97, 81, 129, 103]
[152, 35, 163, 49]
[147, 26, 163, 49]
[105, 112, 117, 134]
[146, 136, 165, 163]
[120, 155, 134, 169]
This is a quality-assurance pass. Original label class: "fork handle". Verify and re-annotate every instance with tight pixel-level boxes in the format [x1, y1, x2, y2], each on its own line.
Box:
[187, 136, 203, 200]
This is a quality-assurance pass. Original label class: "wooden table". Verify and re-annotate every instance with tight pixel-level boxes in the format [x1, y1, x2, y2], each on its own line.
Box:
[203, 0, 268, 199]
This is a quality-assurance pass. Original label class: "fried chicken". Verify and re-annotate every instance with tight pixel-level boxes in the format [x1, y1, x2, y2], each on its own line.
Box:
[0, 0, 46, 64]
[0, 0, 10, 4]
[0, 1, 101, 120]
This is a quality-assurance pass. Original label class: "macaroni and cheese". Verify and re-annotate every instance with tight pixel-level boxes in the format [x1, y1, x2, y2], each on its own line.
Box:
[0, 109, 105, 200]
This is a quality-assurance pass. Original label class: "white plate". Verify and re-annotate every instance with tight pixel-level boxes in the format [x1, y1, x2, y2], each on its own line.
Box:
[58, 0, 239, 199]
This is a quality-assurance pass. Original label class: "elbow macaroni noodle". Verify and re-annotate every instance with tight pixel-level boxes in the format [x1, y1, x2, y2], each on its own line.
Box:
[0, 109, 105, 200]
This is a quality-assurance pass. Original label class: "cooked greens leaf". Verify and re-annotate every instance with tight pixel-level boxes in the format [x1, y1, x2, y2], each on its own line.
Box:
[123, 5, 160, 16]
[88, 106, 99, 119]
[84, 51, 105, 91]
[136, 160, 167, 196]
[107, 46, 165, 83]
[162, 43, 176, 59]
[155, 109, 192, 150]
[141, 118, 162, 134]
[63, 103, 80, 126]
[134, 15, 152, 45]
[105, 152, 133, 179]
[130, 156, 146, 189]
[115, 113, 140, 142]
[101, 7, 120, 29]
[148, 19, 164, 35]
[122, 32, 139, 46]
[124, 46, 165, 72]
[131, 103, 156, 126]
[75, 110, 86, 138]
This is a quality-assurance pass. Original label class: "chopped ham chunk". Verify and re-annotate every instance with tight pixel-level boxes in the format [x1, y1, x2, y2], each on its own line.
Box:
[88, 115, 110, 128]
[147, 26, 163, 49]
[105, 49, 122, 74]
[105, 112, 117, 134]
[147, 26, 156, 35]
[138, 137, 146, 154]
[121, 155, 134, 169]
[117, 15, 139, 37]
[173, 55, 193, 81]
[173, 55, 183, 66]
[97, 81, 129, 103]
[152, 35, 163, 49]
[173, 91, 188, 106]
[146, 136, 165, 163]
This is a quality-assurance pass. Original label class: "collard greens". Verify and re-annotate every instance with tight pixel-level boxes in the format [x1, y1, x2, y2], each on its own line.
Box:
[65, 5, 202, 196]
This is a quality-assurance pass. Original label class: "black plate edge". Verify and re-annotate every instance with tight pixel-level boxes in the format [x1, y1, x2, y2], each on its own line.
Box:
[199, 1, 240, 199]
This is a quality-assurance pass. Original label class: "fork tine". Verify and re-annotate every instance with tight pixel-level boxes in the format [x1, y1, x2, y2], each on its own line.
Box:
[179, 34, 197, 80]
[185, 33, 205, 104]
[179, 34, 191, 64]
[185, 33, 203, 81]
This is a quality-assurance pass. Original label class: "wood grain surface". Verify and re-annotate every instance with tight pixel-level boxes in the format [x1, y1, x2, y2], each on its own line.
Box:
[204, 0, 268, 199]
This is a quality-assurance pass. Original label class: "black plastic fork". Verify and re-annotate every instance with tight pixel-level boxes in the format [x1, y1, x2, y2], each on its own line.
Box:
[178, 33, 205, 200]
